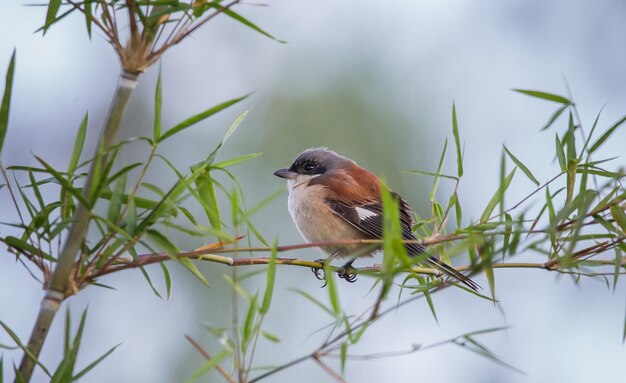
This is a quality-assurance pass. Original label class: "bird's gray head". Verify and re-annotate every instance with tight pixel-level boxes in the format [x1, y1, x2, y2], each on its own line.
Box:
[273, 147, 354, 181]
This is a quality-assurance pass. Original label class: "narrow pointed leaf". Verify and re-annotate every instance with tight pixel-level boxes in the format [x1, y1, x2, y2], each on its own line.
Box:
[452, 102, 463, 177]
[186, 349, 231, 383]
[290, 288, 334, 316]
[222, 8, 285, 43]
[160, 262, 172, 299]
[503, 146, 539, 186]
[541, 104, 568, 131]
[324, 263, 341, 317]
[84, 0, 93, 38]
[429, 139, 448, 201]
[73, 343, 120, 380]
[212, 153, 262, 168]
[260, 241, 278, 314]
[610, 206, 626, 234]
[589, 114, 626, 154]
[513, 89, 571, 104]
[158, 94, 249, 142]
[555, 134, 566, 171]
[480, 168, 517, 223]
[0, 50, 16, 153]
[153, 68, 162, 141]
[44, 0, 62, 34]
[68, 113, 88, 176]
[402, 169, 458, 181]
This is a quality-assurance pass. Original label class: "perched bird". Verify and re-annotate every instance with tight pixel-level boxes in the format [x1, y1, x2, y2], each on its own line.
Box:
[274, 147, 478, 290]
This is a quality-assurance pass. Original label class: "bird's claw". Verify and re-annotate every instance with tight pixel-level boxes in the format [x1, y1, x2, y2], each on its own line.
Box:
[311, 259, 327, 287]
[337, 266, 357, 283]
[311, 259, 357, 285]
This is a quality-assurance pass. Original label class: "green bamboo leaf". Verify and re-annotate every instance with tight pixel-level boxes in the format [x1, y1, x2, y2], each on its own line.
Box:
[589, 114, 626, 154]
[565, 112, 577, 162]
[242, 293, 258, 351]
[138, 266, 163, 299]
[212, 153, 262, 168]
[107, 175, 126, 224]
[153, 67, 162, 142]
[610, 206, 626, 234]
[159, 262, 172, 300]
[325, 263, 341, 317]
[430, 139, 448, 201]
[503, 146, 539, 186]
[541, 103, 568, 131]
[158, 94, 250, 142]
[555, 134, 566, 172]
[261, 331, 280, 343]
[581, 106, 604, 155]
[452, 102, 464, 177]
[260, 241, 278, 314]
[340, 342, 347, 374]
[0, 320, 51, 378]
[73, 343, 120, 380]
[35, 156, 90, 207]
[382, 186, 409, 269]
[106, 163, 142, 185]
[196, 173, 221, 231]
[186, 349, 230, 383]
[222, 8, 285, 43]
[480, 168, 517, 223]
[147, 229, 179, 255]
[0, 49, 16, 154]
[181, 257, 211, 288]
[479, 245, 496, 303]
[222, 109, 249, 146]
[27, 171, 45, 211]
[4, 236, 54, 262]
[44, 0, 62, 34]
[14, 364, 25, 383]
[68, 113, 88, 177]
[513, 89, 571, 104]
[418, 276, 438, 323]
[566, 159, 577, 203]
[502, 213, 513, 259]
[84, 0, 93, 38]
[289, 288, 334, 316]
[401, 169, 458, 181]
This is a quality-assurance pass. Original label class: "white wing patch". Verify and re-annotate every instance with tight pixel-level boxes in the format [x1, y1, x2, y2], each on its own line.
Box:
[355, 206, 378, 221]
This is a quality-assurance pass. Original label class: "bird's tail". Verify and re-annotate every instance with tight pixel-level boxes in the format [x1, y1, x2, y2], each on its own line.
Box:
[425, 257, 480, 291]
[405, 240, 479, 292]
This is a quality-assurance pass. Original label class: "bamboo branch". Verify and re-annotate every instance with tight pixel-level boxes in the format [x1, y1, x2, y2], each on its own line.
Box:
[17, 72, 138, 382]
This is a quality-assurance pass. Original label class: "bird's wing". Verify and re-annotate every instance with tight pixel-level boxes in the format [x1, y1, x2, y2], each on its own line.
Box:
[326, 192, 416, 242]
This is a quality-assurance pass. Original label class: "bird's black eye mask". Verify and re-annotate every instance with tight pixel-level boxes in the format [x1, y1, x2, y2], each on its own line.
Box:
[291, 159, 326, 175]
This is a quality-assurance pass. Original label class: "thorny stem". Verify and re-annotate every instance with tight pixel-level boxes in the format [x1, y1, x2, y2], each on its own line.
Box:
[17, 72, 138, 382]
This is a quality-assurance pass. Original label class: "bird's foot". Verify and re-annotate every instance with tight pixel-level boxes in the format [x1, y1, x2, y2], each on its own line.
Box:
[311, 258, 327, 287]
[337, 266, 357, 283]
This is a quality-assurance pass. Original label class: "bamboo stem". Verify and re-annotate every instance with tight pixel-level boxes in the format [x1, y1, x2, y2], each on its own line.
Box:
[17, 72, 138, 382]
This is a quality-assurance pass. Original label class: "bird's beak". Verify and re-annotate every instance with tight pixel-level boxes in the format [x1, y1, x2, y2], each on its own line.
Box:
[273, 168, 297, 180]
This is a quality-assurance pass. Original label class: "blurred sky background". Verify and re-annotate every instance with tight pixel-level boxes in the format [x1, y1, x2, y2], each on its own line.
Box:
[1, 0, 626, 382]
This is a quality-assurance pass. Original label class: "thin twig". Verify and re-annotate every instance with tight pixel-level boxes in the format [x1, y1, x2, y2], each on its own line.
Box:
[185, 335, 236, 383]
[504, 172, 564, 215]
[312, 354, 348, 383]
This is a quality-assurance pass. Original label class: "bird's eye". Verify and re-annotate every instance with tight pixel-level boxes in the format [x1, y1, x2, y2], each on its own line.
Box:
[303, 162, 316, 173]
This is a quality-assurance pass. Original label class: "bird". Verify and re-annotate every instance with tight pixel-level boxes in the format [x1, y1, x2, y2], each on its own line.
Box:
[273, 147, 478, 291]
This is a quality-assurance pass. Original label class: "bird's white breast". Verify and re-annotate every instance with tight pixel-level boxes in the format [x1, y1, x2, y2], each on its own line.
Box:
[286, 177, 365, 257]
